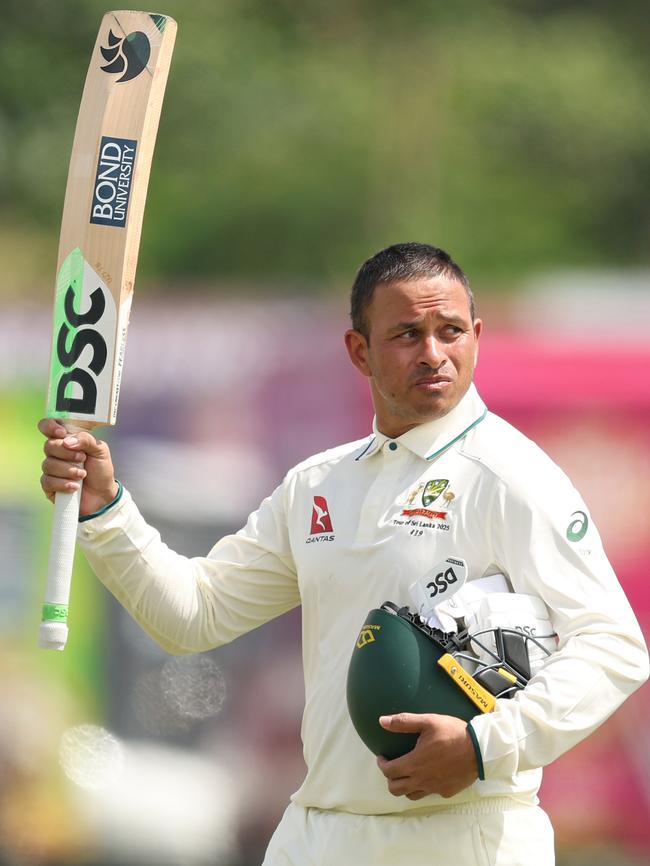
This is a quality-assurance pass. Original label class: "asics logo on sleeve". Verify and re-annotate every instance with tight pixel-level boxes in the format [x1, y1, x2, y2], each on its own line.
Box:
[566, 510, 588, 542]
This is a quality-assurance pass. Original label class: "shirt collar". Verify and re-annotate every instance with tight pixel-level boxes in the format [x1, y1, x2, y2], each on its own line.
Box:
[355, 383, 487, 462]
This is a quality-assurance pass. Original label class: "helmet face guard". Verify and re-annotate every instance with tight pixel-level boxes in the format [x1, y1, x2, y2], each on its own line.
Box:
[347, 602, 551, 759]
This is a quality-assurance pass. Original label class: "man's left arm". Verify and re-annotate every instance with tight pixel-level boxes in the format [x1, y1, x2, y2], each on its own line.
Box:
[468, 471, 649, 781]
[377, 466, 648, 797]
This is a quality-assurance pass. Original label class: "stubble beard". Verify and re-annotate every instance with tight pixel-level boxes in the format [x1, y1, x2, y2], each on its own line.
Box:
[373, 375, 473, 431]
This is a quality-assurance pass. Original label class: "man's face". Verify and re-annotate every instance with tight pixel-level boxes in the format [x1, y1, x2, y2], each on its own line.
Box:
[345, 276, 482, 438]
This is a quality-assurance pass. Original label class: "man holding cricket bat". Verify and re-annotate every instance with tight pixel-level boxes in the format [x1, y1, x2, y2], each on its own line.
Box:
[39, 243, 648, 865]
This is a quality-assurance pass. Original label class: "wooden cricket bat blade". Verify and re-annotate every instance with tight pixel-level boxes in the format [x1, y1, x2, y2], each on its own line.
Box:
[40, 11, 177, 650]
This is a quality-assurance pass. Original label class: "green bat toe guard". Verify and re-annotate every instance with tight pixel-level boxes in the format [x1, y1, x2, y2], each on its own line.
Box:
[346, 605, 483, 760]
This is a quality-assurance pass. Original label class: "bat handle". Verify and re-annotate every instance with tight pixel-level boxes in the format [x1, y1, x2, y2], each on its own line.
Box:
[39, 484, 82, 651]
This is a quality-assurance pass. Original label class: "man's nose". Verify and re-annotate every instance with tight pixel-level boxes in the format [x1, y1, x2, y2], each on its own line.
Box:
[419, 335, 444, 367]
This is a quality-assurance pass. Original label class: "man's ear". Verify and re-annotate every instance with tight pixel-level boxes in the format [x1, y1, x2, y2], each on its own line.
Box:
[344, 329, 372, 378]
[473, 318, 483, 366]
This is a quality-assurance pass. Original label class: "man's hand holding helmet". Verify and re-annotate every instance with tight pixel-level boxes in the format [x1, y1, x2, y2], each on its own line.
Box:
[376, 712, 479, 799]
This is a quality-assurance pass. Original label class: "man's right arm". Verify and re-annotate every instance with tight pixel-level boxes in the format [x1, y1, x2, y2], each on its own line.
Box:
[38, 419, 301, 654]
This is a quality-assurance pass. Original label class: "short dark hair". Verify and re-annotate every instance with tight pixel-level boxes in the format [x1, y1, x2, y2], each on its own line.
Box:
[350, 242, 475, 340]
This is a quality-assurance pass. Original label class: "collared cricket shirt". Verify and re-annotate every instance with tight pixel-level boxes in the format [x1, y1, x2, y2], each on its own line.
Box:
[77, 384, 648, 814]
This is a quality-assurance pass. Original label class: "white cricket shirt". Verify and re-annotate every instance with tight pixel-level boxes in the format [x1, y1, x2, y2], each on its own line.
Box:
[77, 384, 648, 813]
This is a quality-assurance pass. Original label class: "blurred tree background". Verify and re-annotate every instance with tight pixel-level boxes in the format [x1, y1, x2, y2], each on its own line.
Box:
[1, 0, 648, 296]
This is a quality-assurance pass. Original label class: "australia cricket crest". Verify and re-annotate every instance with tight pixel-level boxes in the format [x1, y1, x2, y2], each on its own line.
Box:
[401, 478, 456, 522]
[422, 479, 448, 506]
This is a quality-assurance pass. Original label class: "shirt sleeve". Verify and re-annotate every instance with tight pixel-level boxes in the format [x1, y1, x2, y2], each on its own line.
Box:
[468, 464, 649, 780]
[76, 481, 300, 655]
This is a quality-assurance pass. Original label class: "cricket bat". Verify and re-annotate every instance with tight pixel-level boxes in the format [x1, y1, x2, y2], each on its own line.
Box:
[40, 11, 177, 651]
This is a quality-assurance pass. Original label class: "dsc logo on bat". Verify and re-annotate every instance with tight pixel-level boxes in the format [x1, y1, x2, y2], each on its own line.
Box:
[48, 250, 121, 422]
[54, 283, 108, 415]
[90, 136, 138, 227]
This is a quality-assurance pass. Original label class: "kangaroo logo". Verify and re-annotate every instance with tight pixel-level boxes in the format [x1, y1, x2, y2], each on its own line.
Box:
[310, 496, 334, 535]
[100, 29, 151, 82]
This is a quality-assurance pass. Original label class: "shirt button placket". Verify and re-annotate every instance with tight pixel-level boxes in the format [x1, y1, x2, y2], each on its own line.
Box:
[354, 441, 402, 543]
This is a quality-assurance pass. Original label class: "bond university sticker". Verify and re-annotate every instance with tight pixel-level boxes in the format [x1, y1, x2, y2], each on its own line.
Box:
[409, 556, 468, 621]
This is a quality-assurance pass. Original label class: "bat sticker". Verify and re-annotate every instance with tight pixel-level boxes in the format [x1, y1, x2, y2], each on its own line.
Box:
[90, 136, 138, 227]
[47, 248, 117, 420]
[100, 29, 151, 82]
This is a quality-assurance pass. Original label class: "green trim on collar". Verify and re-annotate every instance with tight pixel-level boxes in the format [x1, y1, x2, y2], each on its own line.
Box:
[425, 407, 488, 461]
[79, 480, 123, 523]
[355, 437, 376, 461]
[467, 721, 485, 781]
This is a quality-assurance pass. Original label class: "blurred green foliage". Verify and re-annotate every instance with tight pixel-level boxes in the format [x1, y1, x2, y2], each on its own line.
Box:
[1, 0, 649, 292]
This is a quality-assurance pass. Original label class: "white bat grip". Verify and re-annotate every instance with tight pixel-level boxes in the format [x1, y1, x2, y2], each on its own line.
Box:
[39, 485, 82, 650]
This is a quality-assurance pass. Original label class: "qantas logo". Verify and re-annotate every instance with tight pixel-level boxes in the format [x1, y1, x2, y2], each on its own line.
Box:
[310, 496, 333, 533]
[307, 496, 335, 543]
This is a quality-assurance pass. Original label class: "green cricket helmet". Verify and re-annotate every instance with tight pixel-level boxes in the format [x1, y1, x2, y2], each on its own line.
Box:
[346, 602, 529, 760]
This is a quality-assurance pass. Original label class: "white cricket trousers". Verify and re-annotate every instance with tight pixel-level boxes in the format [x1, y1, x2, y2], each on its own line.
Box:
[262, 799, 555, 866]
